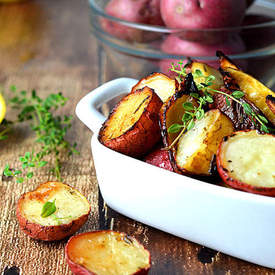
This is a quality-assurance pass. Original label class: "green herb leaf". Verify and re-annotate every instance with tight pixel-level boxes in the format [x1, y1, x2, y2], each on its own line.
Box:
[190, 93, 199, 99]
[182, 102, 194, 111]
[225, 97, 231, 107]
[196, 109, 204, 120]
[260, 124, 269, 133]
[182, 113, 192, 122]
[187, 119, 195, 131]
[258, 115, 268, 124]
[243, 103, 252, 115]
[168, 123, 183, 133]
[232, 90, 245, 99]
[41, 200, 57, 218]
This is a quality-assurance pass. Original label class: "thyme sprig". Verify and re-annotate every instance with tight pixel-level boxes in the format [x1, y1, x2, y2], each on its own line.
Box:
[3, 86, 79, 183]
[168, 63, 272, 142]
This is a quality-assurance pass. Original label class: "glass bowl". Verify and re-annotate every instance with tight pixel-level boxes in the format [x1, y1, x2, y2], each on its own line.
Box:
[89, 0, 275, 88]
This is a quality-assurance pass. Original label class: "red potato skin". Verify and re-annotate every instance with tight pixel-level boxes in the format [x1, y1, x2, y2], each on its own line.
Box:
[16, 183, 91, 241]
[144, 147, 174, 172]
[65, 231, 151, 275]
[159, 34, 246, 76]
[217, 132, 275, 197]
[99, 88, 162, 158]
[101, 0, 164, 42]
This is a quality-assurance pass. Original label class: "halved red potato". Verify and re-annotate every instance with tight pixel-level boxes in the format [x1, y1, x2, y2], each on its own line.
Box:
[16, 182, 90, 241]
[131, 73, 176, 102]
[144, 147, 173, 172]
[175, 109, 234, 176]
[99, 86, 162, 157]
[217, 130, 275, 196]
[266, 95, 275, 115]
[65, 230, 151, 275]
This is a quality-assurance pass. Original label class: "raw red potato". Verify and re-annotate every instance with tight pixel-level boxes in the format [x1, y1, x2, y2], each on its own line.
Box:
[99, 86, 162, 157]
[66, 230, 151, 275]
[16, 182, 90, 241]
[101, 0, 164, 41]
[144, 147, 173, 172]
[217, 130, 275, 196]
[160, 0, 246, 29]
[159, 34, 246, 76]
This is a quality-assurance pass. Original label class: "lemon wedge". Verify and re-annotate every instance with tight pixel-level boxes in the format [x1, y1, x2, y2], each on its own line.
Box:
[0, 93, 6, 124]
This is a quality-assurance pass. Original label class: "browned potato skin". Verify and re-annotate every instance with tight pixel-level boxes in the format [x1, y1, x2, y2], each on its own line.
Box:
[16, 182, 91, 241]
[99, 87, 162, 157]
[217, 131, 275, 196]
[131, 72, 176, 102]
[266, 95, 275, 115]
[216, 50, 239, 70]
[65, 231, 151, 275]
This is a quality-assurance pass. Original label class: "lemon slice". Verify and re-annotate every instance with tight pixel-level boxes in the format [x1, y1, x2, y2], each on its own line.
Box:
[0, 93, 6, 124]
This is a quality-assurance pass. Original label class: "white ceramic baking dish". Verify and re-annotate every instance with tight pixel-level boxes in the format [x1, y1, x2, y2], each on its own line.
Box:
[76, 78, 275, 269]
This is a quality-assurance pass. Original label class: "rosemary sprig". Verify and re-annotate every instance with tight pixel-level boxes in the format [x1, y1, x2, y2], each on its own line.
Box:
[3, 86, 79, 183]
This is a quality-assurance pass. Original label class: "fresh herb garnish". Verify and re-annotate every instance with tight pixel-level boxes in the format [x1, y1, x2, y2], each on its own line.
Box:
[41, 199, 57, 218]
[168, 62, 272, 141]
[3, 86, 79, 182]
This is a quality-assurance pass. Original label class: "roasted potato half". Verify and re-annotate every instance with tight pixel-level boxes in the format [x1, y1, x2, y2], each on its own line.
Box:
[221, 67, 275, 126]
[16, 181, 90, 241]
[217, 130, 275, 196]
[217, 50, 239, 70]
[65, 230, 151, 275]
[131, 72, 176, 102]
[175, 109, 234, 176]
[99, 86, 162, 157]
[190, 61, 224, 92]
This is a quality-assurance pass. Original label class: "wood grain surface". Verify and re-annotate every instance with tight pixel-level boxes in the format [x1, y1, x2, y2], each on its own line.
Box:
[0, 0, 275, 274]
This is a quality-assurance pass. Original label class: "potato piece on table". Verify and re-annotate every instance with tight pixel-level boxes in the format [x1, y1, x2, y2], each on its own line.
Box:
[66, 230, 151, 275]
[131, 73, 176, 103]
[217, 130, 275, 196]
[17, 181, 90, 241]
[99, 86, 162, 157]
[175, 109, 234, 176]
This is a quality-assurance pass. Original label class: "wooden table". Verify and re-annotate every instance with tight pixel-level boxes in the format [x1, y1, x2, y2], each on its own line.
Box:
[0, 0, 274, 274]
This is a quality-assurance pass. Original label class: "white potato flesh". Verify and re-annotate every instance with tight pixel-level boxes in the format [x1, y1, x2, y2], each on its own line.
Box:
[132, 73, 175, 102]
[176, 109, 234, 175]
[69, 231, 150, 275]
[21, 182, 90, 226]
[220, 131, 275, 187]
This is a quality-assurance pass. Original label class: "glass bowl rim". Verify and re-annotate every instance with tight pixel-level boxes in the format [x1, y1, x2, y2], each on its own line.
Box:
[89, 0, 275, 33]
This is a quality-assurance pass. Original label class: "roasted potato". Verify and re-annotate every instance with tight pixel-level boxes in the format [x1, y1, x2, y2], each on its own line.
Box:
[218, 53, 275, 126]
[266, 95, 275, 115]
[160, 74, 199, 149]
[16, 181, 90, 241]
[99, 86, 162, 157]
[190, 61, 224, 92]
[217, 130, 275, 196]
[131, 73, 176, 103]
[65, 230, 151, 275]
[144, 147, 173, 172]
[174, 109, 234, 176]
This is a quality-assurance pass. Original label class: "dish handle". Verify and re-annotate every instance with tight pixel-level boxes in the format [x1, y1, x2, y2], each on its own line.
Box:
[75, 77, 138, 133]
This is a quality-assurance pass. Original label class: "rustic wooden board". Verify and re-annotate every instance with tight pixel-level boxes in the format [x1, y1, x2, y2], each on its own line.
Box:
[0, 0, 275, 274]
